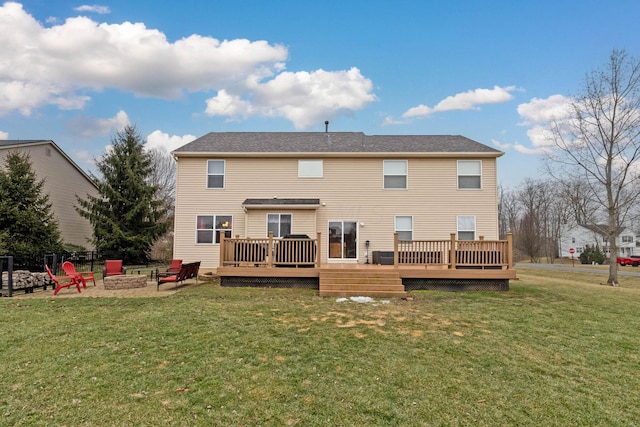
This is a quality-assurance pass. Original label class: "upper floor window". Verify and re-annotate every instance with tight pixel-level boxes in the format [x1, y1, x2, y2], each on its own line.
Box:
[384, 160, 407, 189]
[622, 235, 633, 243]
[457, 215, 476, 240]
[268, 214, 292, 237]
[196, 215, 232, 244]
[458, 160, 482, 189]
[395, 216, 413, 240]
[298, 160, 323, 178]
[207, 160, 225, 188]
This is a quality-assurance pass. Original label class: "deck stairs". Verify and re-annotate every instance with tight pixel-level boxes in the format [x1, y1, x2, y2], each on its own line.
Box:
[319, 268, 407, 298]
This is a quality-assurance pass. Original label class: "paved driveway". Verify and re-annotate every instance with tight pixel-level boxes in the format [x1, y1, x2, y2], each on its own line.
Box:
[516, 262, 640, 277]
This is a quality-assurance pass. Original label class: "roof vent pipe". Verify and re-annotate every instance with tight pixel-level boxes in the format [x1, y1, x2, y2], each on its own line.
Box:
[324, 120, 329, 133]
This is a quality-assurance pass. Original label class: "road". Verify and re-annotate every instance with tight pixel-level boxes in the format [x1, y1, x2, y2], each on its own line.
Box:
[516, 262, 640, 277]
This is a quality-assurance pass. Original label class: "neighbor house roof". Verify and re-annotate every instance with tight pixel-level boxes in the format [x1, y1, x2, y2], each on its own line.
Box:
[173, 132, 503, 158]
[0, 139, 97, 187]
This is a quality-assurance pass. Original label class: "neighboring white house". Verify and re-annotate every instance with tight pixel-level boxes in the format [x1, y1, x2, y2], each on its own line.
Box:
[0, 140, 98, 249]
[557, 223, 636, 258]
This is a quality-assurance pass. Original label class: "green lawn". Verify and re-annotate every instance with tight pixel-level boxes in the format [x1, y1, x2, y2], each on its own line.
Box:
[2, 268, 640, 426]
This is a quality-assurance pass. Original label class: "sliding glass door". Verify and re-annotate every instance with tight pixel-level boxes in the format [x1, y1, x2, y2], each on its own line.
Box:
[328, 221, 357, 259]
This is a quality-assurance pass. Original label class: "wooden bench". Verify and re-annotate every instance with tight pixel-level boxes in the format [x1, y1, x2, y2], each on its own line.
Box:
[156, 261, 200, 290]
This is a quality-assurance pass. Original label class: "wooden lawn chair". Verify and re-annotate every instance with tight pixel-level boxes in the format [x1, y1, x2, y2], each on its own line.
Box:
[62, 261, 96, 288]
[45, 265, 82, 296]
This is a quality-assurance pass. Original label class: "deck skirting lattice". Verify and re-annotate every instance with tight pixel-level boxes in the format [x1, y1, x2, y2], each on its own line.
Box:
[403, 278, 509, 292]
[221, 276, 319, 289]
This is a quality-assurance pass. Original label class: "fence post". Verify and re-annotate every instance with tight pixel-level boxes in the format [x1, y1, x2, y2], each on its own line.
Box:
[393, 232, 399, 267]
[449, 233, 456, 269]
[0, 256, 14, 297]
[506, 232, 513, 270]
[316, 232, 321, 268]
[219, 231, 226, 267]
[268, 232, 274, 267]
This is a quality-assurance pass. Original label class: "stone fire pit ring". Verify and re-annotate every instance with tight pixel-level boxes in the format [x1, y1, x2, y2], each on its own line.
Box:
[103, 274, 148, 290]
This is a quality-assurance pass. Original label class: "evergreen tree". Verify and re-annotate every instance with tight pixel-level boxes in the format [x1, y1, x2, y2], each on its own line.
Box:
[77, 125, 168, 264]
[0, 151, 63, 267]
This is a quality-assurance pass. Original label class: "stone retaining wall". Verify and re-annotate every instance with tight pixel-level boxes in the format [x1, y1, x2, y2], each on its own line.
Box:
[103, 275, 148, 290]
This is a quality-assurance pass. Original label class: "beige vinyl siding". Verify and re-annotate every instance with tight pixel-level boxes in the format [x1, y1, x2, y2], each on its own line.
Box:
[173, 156, 500, 270]
[0, 144, 97, 249]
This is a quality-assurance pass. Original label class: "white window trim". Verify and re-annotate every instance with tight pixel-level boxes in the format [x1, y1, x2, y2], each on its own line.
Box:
[383, 160, 408, 190]
[298, 160, 323, 178]
[195, 214, 232, 244]
[457, 215, 476, 240]
[457, 160, 482, 190]
[266, 213, 293, 237]
[206, 159, 225, 189]
[395, 215, 413, 240]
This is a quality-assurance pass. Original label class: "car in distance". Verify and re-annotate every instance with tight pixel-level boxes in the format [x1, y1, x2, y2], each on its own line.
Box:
[617, 255, 640, 266]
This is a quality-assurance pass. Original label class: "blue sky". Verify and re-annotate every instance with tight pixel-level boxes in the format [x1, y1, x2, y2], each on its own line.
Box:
[1, 0, 639, 187]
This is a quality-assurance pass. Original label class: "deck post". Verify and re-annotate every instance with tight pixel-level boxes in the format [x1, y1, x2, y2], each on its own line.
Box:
[219, 231, 226, 267]
[449, 233, 456, 270]
[393, 232, 399, 267]
[268, 231, 274, 268]
[316, 232, 322, 268]
[506, 232, 513, 270]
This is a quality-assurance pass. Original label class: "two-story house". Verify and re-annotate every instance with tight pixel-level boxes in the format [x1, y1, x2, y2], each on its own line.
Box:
[0, 140, 97, 249]
[172, 131, 508, 273]
[558, 223, 636, 259]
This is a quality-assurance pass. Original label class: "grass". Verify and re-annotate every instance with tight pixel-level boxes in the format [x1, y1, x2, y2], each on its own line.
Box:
[2, 269, 640, 426]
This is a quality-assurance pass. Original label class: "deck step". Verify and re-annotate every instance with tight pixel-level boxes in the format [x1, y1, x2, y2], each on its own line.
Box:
[319, 268, 406, 298]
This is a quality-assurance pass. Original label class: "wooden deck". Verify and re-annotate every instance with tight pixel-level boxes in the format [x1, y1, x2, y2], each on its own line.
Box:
[217, 233, 516, 297]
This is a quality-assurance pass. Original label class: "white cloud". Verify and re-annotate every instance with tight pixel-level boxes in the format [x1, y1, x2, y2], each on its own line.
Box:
[491, 138, 511, 150]
[205, 90, 254, 118]
[74, 5, 110, 14]
[513, 143, 553, 155]
[0, 2, 288, 113]
[0, 130, 8, 139]
[67, 110, 130, 137]
[402, 85, 516, 119]
[517, 94, 572, 126]
[145, 130, 197, 153]
[381, 115, 408, 126]
[205, 67, 376, 129]
[0, 2, 375, 129]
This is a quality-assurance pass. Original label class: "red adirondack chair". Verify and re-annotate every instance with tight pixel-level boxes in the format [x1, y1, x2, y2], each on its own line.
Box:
[62, 261, 96, 288]
[45, 265, 82, 296]
[102, 260, 126, 283]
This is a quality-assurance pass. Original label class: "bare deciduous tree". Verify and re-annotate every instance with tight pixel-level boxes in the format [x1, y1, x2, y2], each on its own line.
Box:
[147, 147, 176, 261]
[546, 49, 640, 285]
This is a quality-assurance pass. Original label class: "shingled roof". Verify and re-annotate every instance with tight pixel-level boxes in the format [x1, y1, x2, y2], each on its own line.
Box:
[173, 132, 502, 156]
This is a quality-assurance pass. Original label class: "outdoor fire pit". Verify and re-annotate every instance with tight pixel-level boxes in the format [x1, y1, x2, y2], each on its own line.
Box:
[103, 274, 148, 290]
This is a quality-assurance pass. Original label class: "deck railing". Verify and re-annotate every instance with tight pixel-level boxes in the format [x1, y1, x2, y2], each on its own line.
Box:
[219, 231, 513, 270]
[220, 232, 321, 268]
[395, 233, 513, 269]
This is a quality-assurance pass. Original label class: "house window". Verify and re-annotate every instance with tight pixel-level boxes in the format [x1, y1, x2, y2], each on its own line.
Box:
[298, 160, 323, 178]
[384, 160, 407, 189]
[458, 160, 482, 189]
[622, 235, 633, 243]
[267, 214, 292, 237]
[395, 216, 413, 240]
[457, 216, 476, 240]
[196, 215, 232, 244]
[207, 160, 225, 188]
